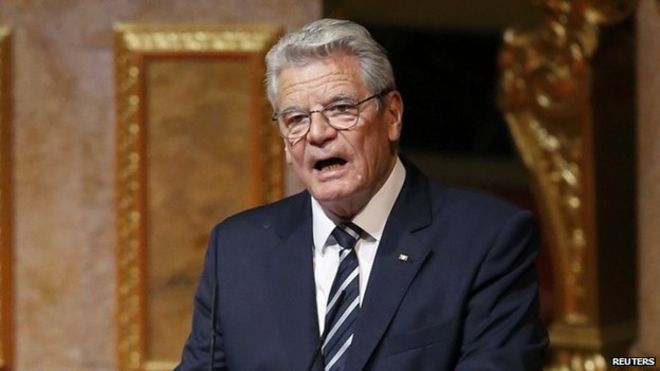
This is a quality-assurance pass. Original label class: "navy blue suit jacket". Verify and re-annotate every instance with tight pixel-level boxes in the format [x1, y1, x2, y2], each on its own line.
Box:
[175, 161, 548, 370]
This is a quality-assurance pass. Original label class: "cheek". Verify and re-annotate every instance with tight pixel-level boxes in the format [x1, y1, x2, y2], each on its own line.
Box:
[284, 140, 302, 165]
[363, 134, 393, 173]
[284, 146, 293, 164]
[285, 143, 309, 174]
[354, 140, 380, 175]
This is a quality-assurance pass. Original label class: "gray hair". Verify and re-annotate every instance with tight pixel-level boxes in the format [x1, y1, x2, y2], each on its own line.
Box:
[265, 18, 396, 108]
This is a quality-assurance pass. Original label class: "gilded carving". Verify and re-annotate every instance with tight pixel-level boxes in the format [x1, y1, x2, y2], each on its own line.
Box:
[0, 27, 11, 371]
[115, 24, 282, 371]
[501, 0, 595, 323]
[499, 0, 637, 368]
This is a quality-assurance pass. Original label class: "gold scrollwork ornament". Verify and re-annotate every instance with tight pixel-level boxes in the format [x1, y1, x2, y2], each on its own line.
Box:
[499, 0, 639, 369]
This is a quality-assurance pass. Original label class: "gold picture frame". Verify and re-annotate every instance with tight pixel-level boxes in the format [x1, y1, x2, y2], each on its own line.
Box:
[0, 27, 12, 371]
[114, 24, 283, 371]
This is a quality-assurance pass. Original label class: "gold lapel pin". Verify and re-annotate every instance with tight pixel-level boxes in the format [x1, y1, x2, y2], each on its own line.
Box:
[398, 253, 410, 262]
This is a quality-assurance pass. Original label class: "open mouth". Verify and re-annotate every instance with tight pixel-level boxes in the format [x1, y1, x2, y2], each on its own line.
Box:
[314, 157, 347, 172]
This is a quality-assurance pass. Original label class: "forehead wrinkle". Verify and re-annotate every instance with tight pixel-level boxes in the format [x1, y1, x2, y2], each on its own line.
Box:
[279, 70, 354, 100]
[277, 58, 365, 111]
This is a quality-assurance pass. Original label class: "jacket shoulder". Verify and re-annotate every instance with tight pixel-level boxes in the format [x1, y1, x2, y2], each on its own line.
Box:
[211, 190, 309, 235]
[426, 179, 536, 234]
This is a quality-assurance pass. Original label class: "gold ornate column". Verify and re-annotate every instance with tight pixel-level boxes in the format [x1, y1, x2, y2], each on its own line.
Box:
[499, 0, 638, 369]
[0, 27, 12, 371]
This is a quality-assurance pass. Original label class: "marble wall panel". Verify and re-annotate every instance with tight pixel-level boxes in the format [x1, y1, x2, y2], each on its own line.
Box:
[145, 59, 253, 361]
[637, 0, 660, 358]
[0, 1, 320, 370]
[0, 27, 12, 371]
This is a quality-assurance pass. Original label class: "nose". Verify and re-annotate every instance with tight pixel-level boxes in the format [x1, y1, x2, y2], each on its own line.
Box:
[306, 110, 338, 146]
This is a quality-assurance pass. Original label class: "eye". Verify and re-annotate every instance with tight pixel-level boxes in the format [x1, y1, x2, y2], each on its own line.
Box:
[325, 102, 356, 115]
[282, 112, 309, 127]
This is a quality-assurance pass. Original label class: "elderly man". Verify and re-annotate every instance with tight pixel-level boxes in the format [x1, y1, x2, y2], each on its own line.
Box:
[176, 18, 547, 371]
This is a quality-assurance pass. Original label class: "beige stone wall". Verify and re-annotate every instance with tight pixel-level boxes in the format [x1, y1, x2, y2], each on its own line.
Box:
[0, 1, 319, 370]
[637, 0, 660, 358]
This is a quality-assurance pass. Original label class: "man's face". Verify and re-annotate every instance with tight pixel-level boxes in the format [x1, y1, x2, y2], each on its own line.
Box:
[275, 55, 403, 218]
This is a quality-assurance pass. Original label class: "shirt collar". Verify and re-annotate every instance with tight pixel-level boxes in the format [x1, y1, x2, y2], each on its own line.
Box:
[312, 157, 406, 253]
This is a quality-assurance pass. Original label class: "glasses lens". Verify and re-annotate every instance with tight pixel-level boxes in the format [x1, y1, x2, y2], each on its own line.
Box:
[275, 99, 365, 139]
[279, 112, 309, 139]
[324, 103, 359, 129]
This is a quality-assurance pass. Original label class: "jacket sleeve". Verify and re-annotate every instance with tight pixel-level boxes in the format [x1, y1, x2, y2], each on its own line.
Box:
[174, 224, 228, 371]
[455, 210, 549, 370]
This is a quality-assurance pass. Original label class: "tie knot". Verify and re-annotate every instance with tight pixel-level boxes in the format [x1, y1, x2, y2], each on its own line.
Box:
[331, 222, 363, 250]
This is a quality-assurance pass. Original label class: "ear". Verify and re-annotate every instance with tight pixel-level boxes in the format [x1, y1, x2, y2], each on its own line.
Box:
[385, 90, 403, 142]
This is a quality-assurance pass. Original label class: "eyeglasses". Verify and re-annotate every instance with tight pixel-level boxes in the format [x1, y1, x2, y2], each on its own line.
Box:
[272, 90, 391, 141]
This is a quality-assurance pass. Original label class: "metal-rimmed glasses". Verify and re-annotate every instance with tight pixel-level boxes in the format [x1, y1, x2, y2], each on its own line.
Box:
[272, 89, 391, 141]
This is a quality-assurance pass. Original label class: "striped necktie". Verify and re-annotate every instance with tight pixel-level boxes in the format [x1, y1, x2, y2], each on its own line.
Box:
[323, 222, 363, 371]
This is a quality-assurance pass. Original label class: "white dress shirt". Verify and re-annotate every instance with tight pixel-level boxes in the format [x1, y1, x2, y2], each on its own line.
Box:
[311, 157, 406, 335]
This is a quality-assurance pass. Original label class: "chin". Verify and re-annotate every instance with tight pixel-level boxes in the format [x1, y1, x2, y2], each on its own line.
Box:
[309, 183, 355, 202]
[309, 181, 369, 213]
[309, 187, 351, 203]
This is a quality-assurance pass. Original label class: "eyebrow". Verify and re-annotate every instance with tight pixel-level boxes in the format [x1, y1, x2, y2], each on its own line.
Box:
[325, 93, 356, 104]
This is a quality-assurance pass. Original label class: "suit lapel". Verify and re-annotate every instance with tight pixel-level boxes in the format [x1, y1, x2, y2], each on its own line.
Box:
[345, 163, 434, 371]
[265, 194, 322, 371]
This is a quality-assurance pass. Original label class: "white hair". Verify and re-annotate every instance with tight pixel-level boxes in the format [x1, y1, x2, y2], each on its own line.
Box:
[265, 18, 396, 108]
